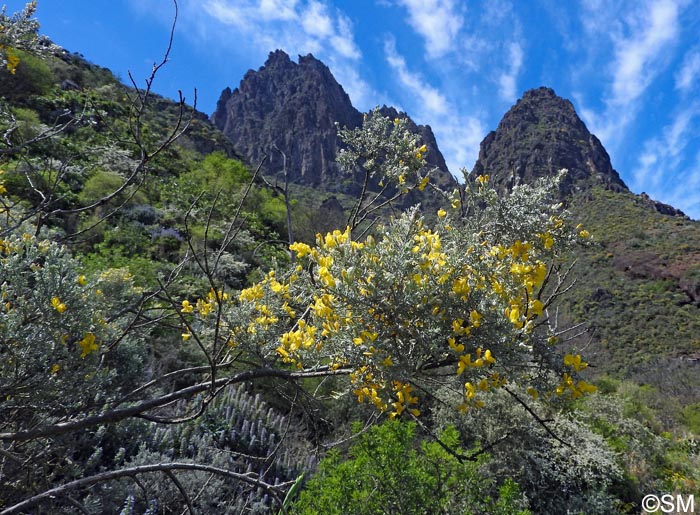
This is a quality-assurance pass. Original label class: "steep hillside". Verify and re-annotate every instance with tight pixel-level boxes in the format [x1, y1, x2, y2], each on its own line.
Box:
[473, 87, 700, 402]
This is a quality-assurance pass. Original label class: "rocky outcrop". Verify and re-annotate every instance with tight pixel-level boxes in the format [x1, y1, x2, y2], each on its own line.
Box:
[639, 192, 687, 218]
[472, 87, 628, 196]
[211, 50, 454, 194]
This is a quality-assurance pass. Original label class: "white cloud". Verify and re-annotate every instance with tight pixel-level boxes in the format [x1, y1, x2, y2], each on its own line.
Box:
[301, 1, 334, 39]
[632, 103, 700, 217]
[609, 0, 680, 106]
[384, 38, 448, 116]
[260, 0, 299, 21]
[675, 49, 700, 92]
[383, 39, 485, 174]
[395, 0, 464, 58]
[575, 0, 684, 148]
[180, 0, 373, 107]
[432, 115, 486, 175]
[498, 41, 524, 102]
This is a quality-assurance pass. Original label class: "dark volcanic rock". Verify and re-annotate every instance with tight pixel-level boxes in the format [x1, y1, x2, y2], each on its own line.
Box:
[212, 50, 360, 191]
[472, 87, 628, 196]
[639, 192, 687, 218]
[211, 50, 455, 194]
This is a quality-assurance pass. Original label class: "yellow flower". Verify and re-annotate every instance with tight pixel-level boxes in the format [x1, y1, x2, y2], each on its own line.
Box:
[78, 333, 99, 358]
[181, 300, 194, 313]
[469, 310, 482, 328]
[50, 363, 61, 374]
[289, 241, 313, 258]
[476, 174, 489, 185]
[539, 232, 554, 249]
[564, 353, 588, 371]
[196, 298, 214, 317]
[529, 299, 544, 316]
[507, 305, 520, 325]
[318, 266, 336, 288]
[464, 382, 476, 398]
[437, 208, 447, 218]
[77, 275, 87, 286]
[182, 332, 191, 341]
[417, 176, 429, 191]
[51, 296, 67, 314]
[457, 354, 472, 374]
[579, 229, 591, 239]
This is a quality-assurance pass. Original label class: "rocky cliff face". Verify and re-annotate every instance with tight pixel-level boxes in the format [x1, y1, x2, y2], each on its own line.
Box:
[472, 87, 628, 196]
[211, 50, 454, 194]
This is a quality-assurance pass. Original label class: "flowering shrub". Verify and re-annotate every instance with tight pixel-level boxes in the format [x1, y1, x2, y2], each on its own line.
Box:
[178, 160, 595, 423]
[0, 230, 147, 425]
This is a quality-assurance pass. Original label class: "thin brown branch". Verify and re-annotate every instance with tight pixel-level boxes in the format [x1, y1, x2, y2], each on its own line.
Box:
[0, 366, 352, 442]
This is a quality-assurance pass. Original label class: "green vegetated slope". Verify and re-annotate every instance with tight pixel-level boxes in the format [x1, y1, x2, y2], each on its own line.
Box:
[471, 87, 700, 406]
[569, 187, 700, 378]
[0, 45, 297, 288]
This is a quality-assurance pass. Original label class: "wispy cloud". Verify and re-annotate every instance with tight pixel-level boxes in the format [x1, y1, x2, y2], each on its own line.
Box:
[632, 102, 700, 217]
[394, 0, 464, 58]
[384, 39, 485, 173]
[675, 48, 700, 93]
[162, 0, 374, 108]
[609, 0, 680, 106]
[577, 0, 683, 144]
[384, 38, 448, 115]
[498, 41, 524, 102]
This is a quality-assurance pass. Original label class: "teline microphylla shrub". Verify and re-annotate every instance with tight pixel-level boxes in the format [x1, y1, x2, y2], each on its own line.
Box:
[0, 229, 147, 419]
[177, 110, 596, 421]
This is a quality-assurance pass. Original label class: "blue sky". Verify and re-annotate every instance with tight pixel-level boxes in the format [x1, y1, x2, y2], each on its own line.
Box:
[6, 0, 700, 218]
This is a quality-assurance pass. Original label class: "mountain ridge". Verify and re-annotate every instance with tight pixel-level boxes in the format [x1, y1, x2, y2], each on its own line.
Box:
[211, 49, 456, 194]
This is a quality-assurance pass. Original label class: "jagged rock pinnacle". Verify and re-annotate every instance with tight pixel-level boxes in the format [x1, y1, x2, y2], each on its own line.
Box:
[211, 50, 454, 193]
[472, 87, 628, 196]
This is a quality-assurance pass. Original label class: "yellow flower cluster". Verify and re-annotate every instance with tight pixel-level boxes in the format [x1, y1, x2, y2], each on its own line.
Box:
[317, 226, 351, 249]
[556, 373, 597, 398]
[277, 320, 318, 363]
[458, 372, 507, 412]
[563, 353, 588, 372]
[389, 381, 419, 418]
[351, 365, 387, 411]
[456, 347, 495, 374]
[51, 296, 67, 314]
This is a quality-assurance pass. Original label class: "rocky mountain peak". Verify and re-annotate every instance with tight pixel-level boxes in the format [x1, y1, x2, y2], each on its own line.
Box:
[472, 86, 628, 196]
[211, 50, 361, 189]
[211, 50, 454, 194]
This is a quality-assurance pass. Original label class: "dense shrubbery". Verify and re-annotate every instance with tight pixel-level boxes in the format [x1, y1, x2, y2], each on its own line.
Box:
[1, 5, 697, 514]
[292, 420, 531, 515]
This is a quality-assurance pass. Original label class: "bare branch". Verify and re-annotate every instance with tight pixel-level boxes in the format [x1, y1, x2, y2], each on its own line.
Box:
[0, 461, 290, 515]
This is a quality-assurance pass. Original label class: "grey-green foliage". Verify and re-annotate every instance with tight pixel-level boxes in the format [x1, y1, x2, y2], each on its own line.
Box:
[78, 384, 318, 515]
[435, 388, 625, 515]
[0, 229, 151, 512]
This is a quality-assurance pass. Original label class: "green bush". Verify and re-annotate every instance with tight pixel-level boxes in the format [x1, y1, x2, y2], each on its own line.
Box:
[291, 420, 531, 515]
[0, 49, 54, 102]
